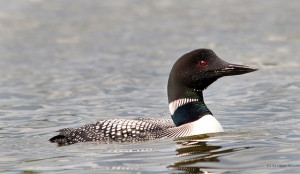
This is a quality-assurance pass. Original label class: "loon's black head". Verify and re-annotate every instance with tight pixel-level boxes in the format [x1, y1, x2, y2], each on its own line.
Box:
[167, 48, 258, 103]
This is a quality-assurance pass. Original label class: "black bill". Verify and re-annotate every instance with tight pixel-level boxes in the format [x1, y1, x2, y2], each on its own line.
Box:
[219, 63, 258, 76]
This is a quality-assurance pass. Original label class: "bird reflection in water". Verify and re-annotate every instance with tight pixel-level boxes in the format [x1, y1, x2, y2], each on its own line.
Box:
[168, 134, 252, 173]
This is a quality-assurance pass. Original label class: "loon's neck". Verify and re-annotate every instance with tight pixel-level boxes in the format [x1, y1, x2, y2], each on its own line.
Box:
[168, 89, 212, 126]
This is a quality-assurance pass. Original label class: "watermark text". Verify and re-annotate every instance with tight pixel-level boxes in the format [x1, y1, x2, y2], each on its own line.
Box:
[266, 164, 300, 168]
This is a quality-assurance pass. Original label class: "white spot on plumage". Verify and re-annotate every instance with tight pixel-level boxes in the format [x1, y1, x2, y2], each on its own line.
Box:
[128, 121, 132, 126]
[117, 125, 121, 131]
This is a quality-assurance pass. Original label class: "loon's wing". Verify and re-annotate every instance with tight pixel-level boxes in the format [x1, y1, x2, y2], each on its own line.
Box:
[49, 118, 175, 146]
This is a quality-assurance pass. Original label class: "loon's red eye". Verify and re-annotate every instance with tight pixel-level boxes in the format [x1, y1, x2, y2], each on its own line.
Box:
[200, 61, 207, 67]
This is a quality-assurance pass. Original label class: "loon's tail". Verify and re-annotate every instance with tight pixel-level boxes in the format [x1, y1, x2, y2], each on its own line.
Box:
[49, 128, 74, 146]
[49, 135, 68, 145]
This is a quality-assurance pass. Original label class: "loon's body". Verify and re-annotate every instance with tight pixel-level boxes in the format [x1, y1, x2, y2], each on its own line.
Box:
[50, 49, 257, 145]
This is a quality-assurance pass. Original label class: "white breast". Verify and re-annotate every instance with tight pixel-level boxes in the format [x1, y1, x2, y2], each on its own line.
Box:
[187, 114, 224, 135]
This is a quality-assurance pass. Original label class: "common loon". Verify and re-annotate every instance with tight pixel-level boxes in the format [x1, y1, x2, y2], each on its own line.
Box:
[50, 48, 258, 145]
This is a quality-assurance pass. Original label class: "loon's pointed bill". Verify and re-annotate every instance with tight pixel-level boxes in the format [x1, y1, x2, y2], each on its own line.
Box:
[218, 63, 258, 76]
[50, 48, 258, 146]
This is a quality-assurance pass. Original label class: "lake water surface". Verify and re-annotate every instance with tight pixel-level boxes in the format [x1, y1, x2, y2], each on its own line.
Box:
[1, 0, 300, 173]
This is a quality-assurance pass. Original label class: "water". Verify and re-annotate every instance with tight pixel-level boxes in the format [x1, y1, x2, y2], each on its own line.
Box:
[1, 0, 300, 173]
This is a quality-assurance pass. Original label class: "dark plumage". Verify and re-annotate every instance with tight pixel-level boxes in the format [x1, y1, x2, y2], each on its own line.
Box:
[50, 118, 176, 145]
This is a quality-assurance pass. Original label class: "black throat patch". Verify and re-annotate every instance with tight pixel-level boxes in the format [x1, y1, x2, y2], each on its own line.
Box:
[171, 100, 212, 126]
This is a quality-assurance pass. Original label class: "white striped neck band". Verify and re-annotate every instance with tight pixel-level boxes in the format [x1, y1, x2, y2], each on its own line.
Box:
[168, 98, 199, 115]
